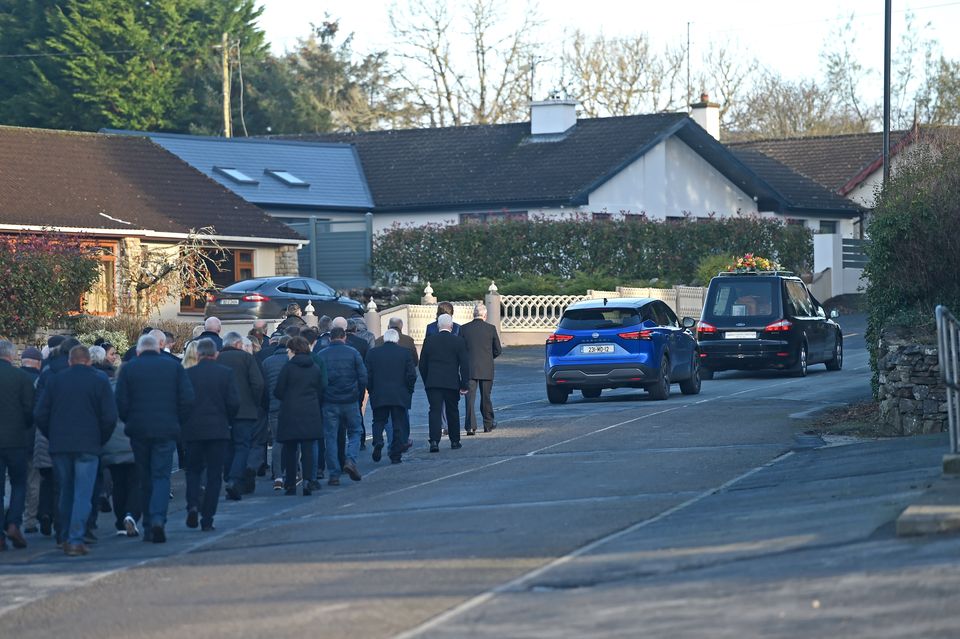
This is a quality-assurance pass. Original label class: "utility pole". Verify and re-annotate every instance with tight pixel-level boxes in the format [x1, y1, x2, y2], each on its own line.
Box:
[882, 0, 891, 185]
[221, 32, 232, 138]
[686, 22, 691, 112]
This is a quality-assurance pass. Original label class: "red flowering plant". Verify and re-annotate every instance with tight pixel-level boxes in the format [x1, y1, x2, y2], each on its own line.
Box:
[0, 233, 100, 339]
[727, 253, 781, 273]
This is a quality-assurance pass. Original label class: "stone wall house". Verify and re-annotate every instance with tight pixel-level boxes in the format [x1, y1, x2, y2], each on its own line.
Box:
[0, 126, 304, 321]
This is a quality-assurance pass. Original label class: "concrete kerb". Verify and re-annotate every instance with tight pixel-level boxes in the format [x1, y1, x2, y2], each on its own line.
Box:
[896, 474, 960, 537]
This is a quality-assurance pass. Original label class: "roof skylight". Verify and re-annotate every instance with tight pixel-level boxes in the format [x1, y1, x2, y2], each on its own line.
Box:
[266, 169, 309, 187]
[214, 166, 258, 184]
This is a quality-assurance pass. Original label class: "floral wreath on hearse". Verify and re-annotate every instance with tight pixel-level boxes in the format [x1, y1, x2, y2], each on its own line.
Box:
[727, 253, 781, 273]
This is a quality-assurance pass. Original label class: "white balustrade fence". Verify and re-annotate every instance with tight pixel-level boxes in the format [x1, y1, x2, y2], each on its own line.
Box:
[500, 294, 587, 331]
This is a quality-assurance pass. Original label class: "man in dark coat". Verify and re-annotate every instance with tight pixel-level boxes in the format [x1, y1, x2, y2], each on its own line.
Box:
[365, 330, 417, 464]
[34, 345, 116, 556]
[276, 303, 307, 333]
[183, 339, 240, 531]
[115, 334, 194, 544]
[425, 301, 461, 337]
[216, 332, 265, 500]
[261, 336, 290, 488]
[419, 314, 470, 452]
[318, 327, 367, 485]
[459, 303, 503, 435]
[0, 341, 36, 550]
[191, 317, 224, 351]
[274, 336, 326, 495]
[375, 317, 418, 366]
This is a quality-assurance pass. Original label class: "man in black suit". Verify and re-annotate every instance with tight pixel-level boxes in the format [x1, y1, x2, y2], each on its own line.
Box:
[365, 329, 417, 464]
[459, 303, 502, 435]
[182, 339, 240, 532]
[419, 314, 469, 452]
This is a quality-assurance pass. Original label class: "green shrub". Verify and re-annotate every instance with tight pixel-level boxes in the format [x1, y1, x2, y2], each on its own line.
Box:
[0, 234, 100, 339]
[864, 134, 960, 392]
[694, 253, 735, 286]
[74, 315, 200, 355]
[76, 328, 130, 355]
[373, 216, 811, 287]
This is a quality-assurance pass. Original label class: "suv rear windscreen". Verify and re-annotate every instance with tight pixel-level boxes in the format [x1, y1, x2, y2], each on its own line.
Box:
[705, 279, 780, 318]
[559, 308, 641, 330]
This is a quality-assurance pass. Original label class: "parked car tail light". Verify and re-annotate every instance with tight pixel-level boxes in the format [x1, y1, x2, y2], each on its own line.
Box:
[206, 292, 216, 303]
[764, 319, 793, 332]
[695, 321, 717, 338]
[546, 333, 574, 344]
[617, 330, 653, 340]
[242, 294, 271, 303]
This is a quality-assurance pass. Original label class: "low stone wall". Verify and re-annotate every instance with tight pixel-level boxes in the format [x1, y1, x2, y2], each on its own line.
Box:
[877, 325, 948, 435]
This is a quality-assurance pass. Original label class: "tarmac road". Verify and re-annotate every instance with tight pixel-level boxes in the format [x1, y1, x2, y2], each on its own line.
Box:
[8, 313, 956, 638]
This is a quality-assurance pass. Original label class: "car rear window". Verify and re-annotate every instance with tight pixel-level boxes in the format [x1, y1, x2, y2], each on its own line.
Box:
[222, 279, 267, 292]
[559, 308, 641, 330]
[705, 279, 780, 318]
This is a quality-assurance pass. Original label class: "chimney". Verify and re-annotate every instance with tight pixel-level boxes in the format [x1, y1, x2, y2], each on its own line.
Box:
[530, 93, 577, 136]
[689, 92, 720, 140]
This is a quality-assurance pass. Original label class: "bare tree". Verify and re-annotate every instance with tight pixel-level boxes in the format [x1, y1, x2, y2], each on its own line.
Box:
[560, 30, 686, 117]
[389, 0, 540, 126]
[696, 43, 758, 131]
[821, 15, 879, 130]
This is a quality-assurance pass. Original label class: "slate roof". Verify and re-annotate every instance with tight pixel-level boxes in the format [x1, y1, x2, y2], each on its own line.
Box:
[0, 126, 301, 241]
[727, 130, 911, 194]
[108, 130, 373, 211]
[728, 147, 864, 216]
[281, 114, 860, 216]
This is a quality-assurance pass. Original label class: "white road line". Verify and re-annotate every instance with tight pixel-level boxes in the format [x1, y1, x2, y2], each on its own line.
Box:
[390, 450, 796, 639]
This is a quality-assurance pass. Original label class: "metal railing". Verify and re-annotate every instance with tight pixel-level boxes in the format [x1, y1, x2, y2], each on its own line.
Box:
[936, 305, 960, 454]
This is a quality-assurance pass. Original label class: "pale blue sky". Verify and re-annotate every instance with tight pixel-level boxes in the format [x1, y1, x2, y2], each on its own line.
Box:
[257, 0, 960, 102]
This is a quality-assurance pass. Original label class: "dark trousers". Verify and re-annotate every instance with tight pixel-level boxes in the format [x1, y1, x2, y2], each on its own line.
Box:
[185, 439, 228, 527]
[281, 440, 315, 489]
[372, 406, 409, 461]
[38, 466, 59, 535]
[107, 463, 141, 530]
[464, 379, 495, 431]
[131, 438, 176, 529]
[427, 388, 461, 444]
[0, 447, 28, 533]
[225, 418, 257, 485]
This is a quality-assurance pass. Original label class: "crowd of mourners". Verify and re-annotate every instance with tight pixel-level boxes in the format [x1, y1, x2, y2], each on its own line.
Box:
[0, 300, 501, 557]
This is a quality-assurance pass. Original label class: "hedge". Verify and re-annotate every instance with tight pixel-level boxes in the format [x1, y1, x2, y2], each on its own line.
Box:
[864, 135, 960, 391]
[372, 215, 812, 286]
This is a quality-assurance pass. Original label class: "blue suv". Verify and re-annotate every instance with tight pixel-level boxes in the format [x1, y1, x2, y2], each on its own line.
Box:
[544, 298, 701, 404]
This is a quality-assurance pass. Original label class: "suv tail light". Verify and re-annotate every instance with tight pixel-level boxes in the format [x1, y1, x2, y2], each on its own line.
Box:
[206, 293, 216, 303]
[242, 294, 270, 303]
[618, 330, 653, 340]
[695, 321, 717, 337]
[764, 319, 793, 332]
[546, 333, 574, 344]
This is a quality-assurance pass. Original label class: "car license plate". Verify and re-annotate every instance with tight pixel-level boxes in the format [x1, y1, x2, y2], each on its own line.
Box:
[219, 299, 239, 305]
[581, 344, 615, 354]
[724, 331, 756, 339]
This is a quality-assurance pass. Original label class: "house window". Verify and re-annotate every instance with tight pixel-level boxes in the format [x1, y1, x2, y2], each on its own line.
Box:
[180, 248, 256, 313]
[81, 241, 118, 316]
[459, 211, 529, 224]
[818, 220, 838, 234]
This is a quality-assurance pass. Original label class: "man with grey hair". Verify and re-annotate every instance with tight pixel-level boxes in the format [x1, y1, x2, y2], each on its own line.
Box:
[217, 331, 264, 499]
[116, 333, 194, 543]
[194, 316, 223, 351]
[0, 340, 36, 550]
[365, 329, 416, 464]
[419, 314, 470, 452]
[376, 317, 419, 366]
[459, 302, 502, 434]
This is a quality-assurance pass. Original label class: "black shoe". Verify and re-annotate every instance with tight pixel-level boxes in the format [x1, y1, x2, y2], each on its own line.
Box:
[359, 442, 367, 451]
[201, 523, 216, 532]
[328, 477, 341, 486]
[225, 484, 242, 501]
[257, 462, 268, 477]
[186, 509, 199, 529]
[484, 423, 497, 433]
[302, 487, 312, 496]
[451, 441, 463, 450]
[466, 429, 476, 436]
[83, 530, 98, 544]
[343, 461, 362, 481]
[372, 444, 383, 462]
[429, 442, 440, 453]
[390, 457, 402, 465]
[316, 470, 325, 480]
[39, 516, 51, 537]
[151, 525, 166, 544]
[241, 469, 256, 495]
